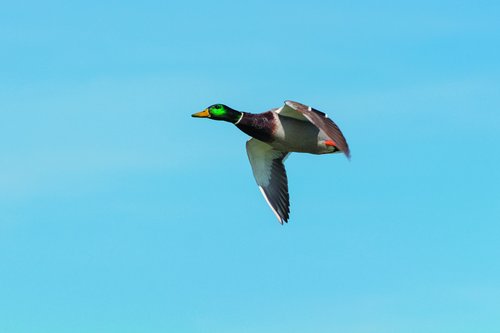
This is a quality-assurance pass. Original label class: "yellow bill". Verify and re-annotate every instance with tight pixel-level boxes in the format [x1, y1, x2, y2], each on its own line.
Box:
[191, 109, 210, 118]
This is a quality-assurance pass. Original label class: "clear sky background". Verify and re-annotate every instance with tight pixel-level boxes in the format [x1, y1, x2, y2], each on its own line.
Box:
[1, 1, 499, 332]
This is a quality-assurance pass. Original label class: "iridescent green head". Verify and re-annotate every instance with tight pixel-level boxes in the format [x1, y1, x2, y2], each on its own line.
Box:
[192, 104, 243, 123]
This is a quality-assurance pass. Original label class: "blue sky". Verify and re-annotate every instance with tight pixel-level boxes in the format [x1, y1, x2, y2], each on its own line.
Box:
[1, 0, 499, 332]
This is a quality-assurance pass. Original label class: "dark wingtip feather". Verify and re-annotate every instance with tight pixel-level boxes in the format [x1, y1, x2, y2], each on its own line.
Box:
[344, 147, 351, 160]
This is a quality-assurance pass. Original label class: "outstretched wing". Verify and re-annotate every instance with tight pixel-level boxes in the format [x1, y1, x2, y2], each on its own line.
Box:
[246, 138, 290, 224]
[276, 100, 350, 158]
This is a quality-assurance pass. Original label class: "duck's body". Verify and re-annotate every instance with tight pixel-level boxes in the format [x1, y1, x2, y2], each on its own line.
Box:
[192, 100, 350, 224]
[237, 111, 338, 154]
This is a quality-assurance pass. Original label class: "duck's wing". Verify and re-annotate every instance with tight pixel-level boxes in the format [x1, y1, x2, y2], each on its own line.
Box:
[276, 100, 350, 158]
[246, 138, 290, 224]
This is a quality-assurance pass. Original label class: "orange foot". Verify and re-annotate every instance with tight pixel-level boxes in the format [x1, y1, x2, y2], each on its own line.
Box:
[324, 140, 337, 147]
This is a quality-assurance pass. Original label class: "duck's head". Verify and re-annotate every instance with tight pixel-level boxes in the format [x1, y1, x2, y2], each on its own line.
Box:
[192, 104, 242, 123]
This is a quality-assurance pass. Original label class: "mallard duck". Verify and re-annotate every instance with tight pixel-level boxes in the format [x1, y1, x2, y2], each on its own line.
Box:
[192, 100, 350, 224]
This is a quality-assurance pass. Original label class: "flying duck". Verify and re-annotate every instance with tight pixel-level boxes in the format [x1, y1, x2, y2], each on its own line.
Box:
[192, 100, 350, 224]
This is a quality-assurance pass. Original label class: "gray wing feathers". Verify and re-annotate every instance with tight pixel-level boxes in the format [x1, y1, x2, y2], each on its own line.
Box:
[283, 100, 351, 158]
[246, 139, 290, 224]
[259, 155, 289, 223]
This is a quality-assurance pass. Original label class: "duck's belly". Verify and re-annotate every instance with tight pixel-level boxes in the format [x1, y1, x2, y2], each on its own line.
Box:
[270, 116, 335, 154]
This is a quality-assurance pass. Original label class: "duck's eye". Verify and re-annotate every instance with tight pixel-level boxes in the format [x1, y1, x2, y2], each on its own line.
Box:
[211, 104, 225, 116]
